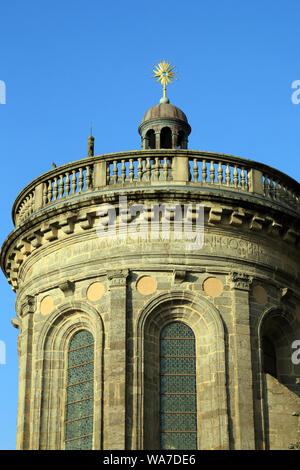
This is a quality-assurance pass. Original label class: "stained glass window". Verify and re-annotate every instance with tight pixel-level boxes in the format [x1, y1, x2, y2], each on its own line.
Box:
[160, 322, 197, 450]
[65, 330, 94, 450]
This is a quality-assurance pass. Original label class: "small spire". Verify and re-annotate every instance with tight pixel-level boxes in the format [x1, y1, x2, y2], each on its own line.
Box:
[88, 121, 94, 157]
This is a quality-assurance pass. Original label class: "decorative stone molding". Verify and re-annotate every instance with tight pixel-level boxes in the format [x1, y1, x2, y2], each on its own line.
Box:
[229, 272, 252, 291]
[11, 317, 21, 330]
[208, 207, 222, 225]
[58, 280, 75, 297]
[79, 210, 97, 230]
[2, 191, 300, 293]
[229, 209, 245, 227]
[60, 211, 77, 234]
[107, 269, 129, 288]
[20, 295, 36, 317]
[20, 239, 32, 256]
[172, 269, 186, 284]
[250, 215, 265, 231]
[283, 228, 299, 244]
[281, 287, 293, 301]
[267, 220, 282, 237]
[42, 222, 59, 242]
[280, 287, 300, 310]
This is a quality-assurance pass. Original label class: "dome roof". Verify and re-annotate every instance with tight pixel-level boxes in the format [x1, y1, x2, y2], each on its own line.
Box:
[141, 102, 188, 124]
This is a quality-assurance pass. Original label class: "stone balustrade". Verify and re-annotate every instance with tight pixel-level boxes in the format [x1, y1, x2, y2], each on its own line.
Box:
[12, 150, 300, 226]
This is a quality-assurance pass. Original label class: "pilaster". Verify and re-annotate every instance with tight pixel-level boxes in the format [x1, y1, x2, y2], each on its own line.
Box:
[229, 272, 256, 449]
[104, 269, 129, 449]
[16, 295, 35, 450]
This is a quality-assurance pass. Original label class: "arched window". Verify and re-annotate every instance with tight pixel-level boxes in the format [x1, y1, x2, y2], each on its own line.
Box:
[262, 335, 277, 378]
[160, 127, 172, 149]
[65, 330, 94, 449]
[160, 322, 197, 449]
[146, 129, 156, 149]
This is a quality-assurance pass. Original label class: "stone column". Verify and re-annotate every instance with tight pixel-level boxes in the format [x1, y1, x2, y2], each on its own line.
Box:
[230, 272, 256, 449]
[142, 136, 148, 150]
[15, 295, 35, 450]
[104, 269, 129, 449]
[172, 132, 178, 149]
[155, 132, 160, 149]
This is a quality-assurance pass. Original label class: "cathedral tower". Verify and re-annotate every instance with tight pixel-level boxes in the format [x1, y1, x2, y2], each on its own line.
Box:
[1, 63, 300, 450]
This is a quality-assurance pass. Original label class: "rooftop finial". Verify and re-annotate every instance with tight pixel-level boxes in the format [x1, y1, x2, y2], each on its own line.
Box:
[152, 59, 177, 104]
[88, 122, 94, 157]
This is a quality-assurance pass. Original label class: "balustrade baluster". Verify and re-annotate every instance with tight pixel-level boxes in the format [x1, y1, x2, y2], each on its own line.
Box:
[218, 162, 223, 184]
[163, 157, 168, 181]
[146, 158, 151, 181]
[129, 159, 134, 182]
[59, 175, 64, 198]
[30, 194, 34, 216]
[269, 179, 275, 199]
[53, 177, 58, 200]
[47, 179, 52, 202]
[65, 172, 70, 196]
[113, 161, 118, 184]
[241, 168, 246, 189]
[78, 168, 84, 191]
[286, 187, 293, 206]
[263, 175, 269, 197]
[154, 157, 159, 181]
[202, 159, 207, 183]
[107, 163, 111, 184]
[71, 170, 77, 194]
[233, 165, 238, 188]
[121, 160, 126, 183]
[275, 182, 282, 202]
[23, 199, 27, 220]
[137, 158, 142, 182]
[210, 161, 215, 184]
[276, 181, 281, 201]
[23, 198, 28, 219]
[193, 158, 198, 181]
[225, 164, 230, 186]
[43, 182, 48, 205]
[86, 165, 92, 189]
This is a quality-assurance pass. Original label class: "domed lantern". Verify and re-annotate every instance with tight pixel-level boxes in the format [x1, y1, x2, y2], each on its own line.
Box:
[138, 60, 191, 149]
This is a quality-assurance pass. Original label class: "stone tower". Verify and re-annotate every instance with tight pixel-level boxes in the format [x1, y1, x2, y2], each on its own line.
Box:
[1, 81, 300, 450]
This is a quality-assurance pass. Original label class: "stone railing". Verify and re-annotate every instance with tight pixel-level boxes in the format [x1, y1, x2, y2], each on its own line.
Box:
[12, 150, 300, 226]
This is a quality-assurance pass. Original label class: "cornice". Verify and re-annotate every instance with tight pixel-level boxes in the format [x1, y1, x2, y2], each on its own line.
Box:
[2, 192, 300, 292]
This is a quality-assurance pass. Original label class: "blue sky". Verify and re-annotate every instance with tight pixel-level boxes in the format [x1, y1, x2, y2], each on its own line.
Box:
[0, 0, 300, 449]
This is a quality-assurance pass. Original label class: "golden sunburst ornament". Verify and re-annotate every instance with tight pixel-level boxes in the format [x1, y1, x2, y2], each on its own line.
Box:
[152, 59, 177, 102]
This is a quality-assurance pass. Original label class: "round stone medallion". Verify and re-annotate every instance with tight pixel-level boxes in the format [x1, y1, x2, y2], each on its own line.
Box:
[203, 277, 223, 297]
[87, 282, 105, 302]
[252, 285, 267, 305]
[40, 296, 54, 316]
[136, 275, 157, 295]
